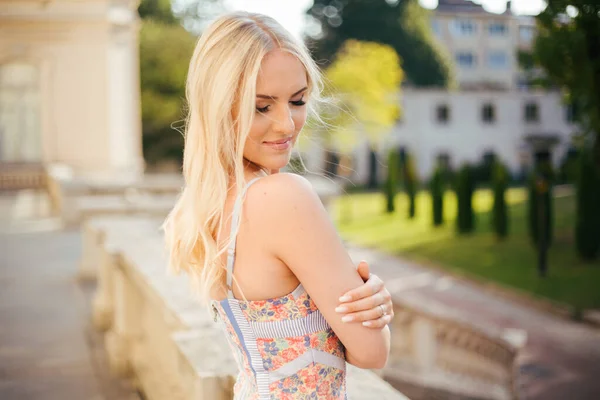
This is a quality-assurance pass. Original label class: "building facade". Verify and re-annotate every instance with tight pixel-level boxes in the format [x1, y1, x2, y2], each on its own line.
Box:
[0, 0, 144, 178]
[388, 88, 575, 180]
[430, 0, 536, 90]
[332, 0, 574, 184]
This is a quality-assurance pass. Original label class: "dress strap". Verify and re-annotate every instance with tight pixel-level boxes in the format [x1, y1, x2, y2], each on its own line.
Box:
[226, 177, 262, 298]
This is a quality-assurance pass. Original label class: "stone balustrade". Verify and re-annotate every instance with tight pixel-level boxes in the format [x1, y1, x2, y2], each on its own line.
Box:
[85, 216, 408, 400]
[385, 293, 523, 400]
[50, 171, 340, 229]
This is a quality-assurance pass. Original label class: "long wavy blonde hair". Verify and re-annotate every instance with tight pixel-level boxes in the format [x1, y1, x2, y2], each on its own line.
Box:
[162, 12, 324, 302]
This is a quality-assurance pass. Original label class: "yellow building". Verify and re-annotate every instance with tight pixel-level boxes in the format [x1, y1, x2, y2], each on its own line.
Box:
[0, 0, 144, 178]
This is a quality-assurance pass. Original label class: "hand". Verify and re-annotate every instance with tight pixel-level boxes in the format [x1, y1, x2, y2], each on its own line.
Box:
[335, 261, 394, 328]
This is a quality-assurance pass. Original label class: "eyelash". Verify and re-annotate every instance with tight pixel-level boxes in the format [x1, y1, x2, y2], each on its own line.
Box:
[256, 98, 306, 113]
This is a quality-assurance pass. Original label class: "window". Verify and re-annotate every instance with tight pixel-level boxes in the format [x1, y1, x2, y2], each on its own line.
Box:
[436, 104, 450, 123]
[456, 52, 476, 68]
[488, 51, 508, 68]
[524, 102, 539, 122]
[0, 63, 41, 162]
[436, 153, 451, 170]
[519, 26, 535, 42]
[565, 103, 578, 123]
[488, 22, 508, 36]
[452, 18, 476, 36]
[482, 103, 495, 123]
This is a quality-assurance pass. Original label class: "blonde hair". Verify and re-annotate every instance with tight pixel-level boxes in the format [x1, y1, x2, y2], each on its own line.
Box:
[162, 12, 324, 302]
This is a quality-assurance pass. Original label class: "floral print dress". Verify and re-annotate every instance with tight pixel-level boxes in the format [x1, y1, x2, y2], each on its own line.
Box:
[211, 177, 347, 399]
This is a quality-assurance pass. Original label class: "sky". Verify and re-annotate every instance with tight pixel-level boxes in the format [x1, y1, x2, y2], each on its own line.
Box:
[223, 0, 547, 38]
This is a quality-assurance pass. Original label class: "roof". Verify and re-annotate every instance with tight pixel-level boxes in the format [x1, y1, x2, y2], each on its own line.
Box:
[436, 0, 513, 16]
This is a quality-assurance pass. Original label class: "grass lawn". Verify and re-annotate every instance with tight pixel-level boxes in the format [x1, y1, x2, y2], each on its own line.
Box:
[332, 188, 600, 310]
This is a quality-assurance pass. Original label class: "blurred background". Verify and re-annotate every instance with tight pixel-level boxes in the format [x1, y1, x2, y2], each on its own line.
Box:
[1, 0, 600, 399]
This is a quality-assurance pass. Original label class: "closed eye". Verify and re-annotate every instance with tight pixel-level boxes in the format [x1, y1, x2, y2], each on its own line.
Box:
[291, 95, 306, 107]
[290, 98, 306, 107]
[256, 105, 270, 113]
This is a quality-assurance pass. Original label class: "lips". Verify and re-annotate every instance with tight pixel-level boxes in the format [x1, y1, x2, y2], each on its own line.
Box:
[263, 137, 292, 145]
[262, 136, 292, 151]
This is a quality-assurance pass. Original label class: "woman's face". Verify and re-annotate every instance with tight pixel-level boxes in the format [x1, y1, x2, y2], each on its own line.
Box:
[243, 49, 308, 172]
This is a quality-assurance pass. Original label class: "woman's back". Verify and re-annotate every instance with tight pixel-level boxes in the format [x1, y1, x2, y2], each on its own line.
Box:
[212, 177, 347, 399]
[163, 12, 391, 399]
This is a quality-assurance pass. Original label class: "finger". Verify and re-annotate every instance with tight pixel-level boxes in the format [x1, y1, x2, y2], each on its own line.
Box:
[336, 292, 385, 316]
[356, 261, 370, 281]
[339, 274, 383, 303]
[363, 314, 393, 328]
[340, 303, 387, 323]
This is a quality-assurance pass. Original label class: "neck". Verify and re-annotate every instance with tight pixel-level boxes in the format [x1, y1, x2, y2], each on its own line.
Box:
[243, 158, 276, 176]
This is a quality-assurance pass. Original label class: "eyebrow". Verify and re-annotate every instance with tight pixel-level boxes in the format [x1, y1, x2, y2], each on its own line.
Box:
[256, 86, 308, 100]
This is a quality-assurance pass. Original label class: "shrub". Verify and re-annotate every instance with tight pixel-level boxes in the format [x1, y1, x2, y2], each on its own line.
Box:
[492, 161, 509, 239]
[430, 167, 444, 226]
[404, 154, 418, 219]
[528, 166, 553, 246]
[385, 149, 400, 213]
[456, 164, 475, 234]
[575, 148, 600, 260]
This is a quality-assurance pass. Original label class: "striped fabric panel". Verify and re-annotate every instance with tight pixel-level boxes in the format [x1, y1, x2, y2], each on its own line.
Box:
[228, 299, 271, 399]
[268, 349, 346, 383]
[220, 300, 255, 375]
[249, 309, 330, 338]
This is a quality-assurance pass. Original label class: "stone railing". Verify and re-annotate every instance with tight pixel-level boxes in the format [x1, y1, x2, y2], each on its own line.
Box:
[85, 216, 408, 400]
[45, 169, 181, 227]
[49, 170, 341, 228]
[386, 293, 523, 400]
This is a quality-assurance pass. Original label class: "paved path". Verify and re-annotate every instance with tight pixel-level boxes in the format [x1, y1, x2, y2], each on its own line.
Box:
[0, 228, 139, 400]
[347, 245, 600, 400]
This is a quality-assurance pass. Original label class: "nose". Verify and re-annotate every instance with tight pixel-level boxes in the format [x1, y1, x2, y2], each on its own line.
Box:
[272, 104, 295, 135]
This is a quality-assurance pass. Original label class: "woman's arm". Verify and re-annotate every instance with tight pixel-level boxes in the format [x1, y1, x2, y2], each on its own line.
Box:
[337, 262, 394, 329]
[252, 173, 390, 369]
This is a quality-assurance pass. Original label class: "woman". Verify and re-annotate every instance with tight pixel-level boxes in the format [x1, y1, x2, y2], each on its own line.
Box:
[163, 11, 394, 399]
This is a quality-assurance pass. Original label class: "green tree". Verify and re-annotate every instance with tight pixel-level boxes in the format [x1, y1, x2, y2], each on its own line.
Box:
[575, 148, 600, 260]
[524, 1, 600, 160]
[492, 161, 509, 239]
[139, 0, 178, 23]
[456, 164, 475, 234]
[306, 0, 453, 87]
[139, 20, 196, 164]
[322, 40, 403, 152]
[404, 153, 418, 219]
[528, 170, 553, 247]
[430, 167, 444, 226]
[385, 149, 400, 213]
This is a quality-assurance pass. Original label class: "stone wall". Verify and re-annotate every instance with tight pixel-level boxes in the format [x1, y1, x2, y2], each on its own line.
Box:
[84, 216, 409, 399]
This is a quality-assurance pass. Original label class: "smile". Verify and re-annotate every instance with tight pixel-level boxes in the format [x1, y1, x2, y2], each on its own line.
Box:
[263, 137, 292, 150]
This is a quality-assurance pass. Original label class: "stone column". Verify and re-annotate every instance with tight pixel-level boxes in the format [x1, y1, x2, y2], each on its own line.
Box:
[106, 1, 144, 178]
[106, 257, 142, 377]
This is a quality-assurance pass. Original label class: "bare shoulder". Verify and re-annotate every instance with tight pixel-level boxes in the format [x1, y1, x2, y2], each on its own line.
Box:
[246, 173, 323, 217]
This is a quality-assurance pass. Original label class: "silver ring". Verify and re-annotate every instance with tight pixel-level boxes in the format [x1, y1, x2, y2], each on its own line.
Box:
[379, 304, 387, 317]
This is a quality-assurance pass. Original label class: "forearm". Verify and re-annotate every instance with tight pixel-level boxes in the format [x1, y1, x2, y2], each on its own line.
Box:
[345, 325, 390, 369]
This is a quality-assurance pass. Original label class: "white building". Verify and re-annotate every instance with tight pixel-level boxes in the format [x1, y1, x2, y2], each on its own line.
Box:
[0, 0, 144, 178]
[309, 0, 575, 184]
[388, 89, 576, 180]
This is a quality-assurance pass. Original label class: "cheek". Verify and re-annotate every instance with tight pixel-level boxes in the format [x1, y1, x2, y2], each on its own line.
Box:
[248, 115, 268, 142]
[293, 108, 308, 132]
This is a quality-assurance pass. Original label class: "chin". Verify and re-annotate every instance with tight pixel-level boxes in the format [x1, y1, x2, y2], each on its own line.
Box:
[261, 155, 291, 172]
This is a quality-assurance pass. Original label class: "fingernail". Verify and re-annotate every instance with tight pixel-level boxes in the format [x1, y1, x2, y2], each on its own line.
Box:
[339, 295, 351, 302]
[335, 306, 348, 313]
[342, 315, 353, 323]
[362, 321, 372, 327]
